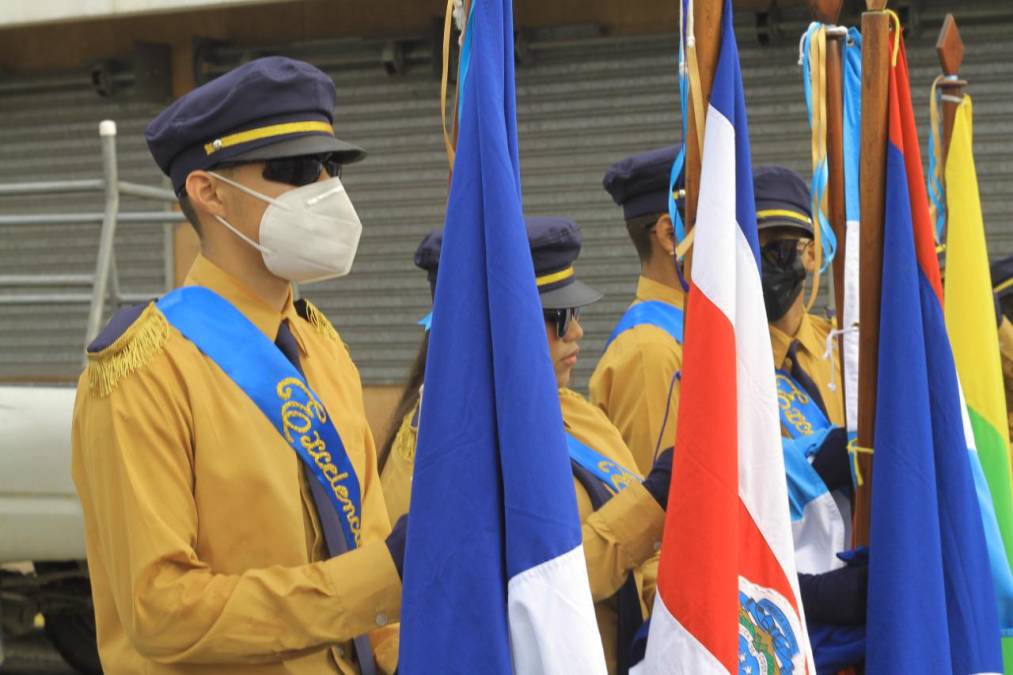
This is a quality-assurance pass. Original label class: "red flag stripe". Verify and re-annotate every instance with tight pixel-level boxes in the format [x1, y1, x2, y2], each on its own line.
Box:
[659, 284, 740, 671]
[889, 31, 943, 301]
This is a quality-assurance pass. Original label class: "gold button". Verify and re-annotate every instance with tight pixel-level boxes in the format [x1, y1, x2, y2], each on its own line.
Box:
[212, 139, 223, 150]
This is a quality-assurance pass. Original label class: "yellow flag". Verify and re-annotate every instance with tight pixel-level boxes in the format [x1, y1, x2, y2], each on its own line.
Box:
[943, 97, 1013, 665]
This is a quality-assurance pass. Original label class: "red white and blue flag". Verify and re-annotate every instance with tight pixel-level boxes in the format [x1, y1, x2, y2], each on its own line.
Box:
[398, 0, 606, 672]
[640, 1, 813, 672]
[864, 30, 1002, 675]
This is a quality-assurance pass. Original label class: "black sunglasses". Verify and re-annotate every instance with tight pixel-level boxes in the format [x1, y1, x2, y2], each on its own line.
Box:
[261, 154, 342, 187]
[543, 307, 581, 339]
[760, 238, 803, 268]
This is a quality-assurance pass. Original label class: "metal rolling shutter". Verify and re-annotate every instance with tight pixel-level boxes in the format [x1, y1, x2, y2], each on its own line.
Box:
[4, 0, 1008, 387]
[287, 5, 1009, 389]
[0, 72, 169, 380]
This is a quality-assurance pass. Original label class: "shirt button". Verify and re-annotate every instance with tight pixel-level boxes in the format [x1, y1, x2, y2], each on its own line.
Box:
[376, 612, 389, 627]
[653, 541, 662, 552]
[335, 646, 345, 658]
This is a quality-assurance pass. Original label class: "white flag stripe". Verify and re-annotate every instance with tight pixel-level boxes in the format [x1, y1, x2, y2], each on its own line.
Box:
[693, 109, 739, 324]
[793, 495, 848, 574]
[843, 217, 861, 433]
[732, 225, 807, 594]
[507, 545, 607, 674]
[641, 593, 728, 674]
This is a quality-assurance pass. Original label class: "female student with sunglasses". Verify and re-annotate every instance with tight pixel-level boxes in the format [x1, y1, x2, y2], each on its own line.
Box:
[378, 216, 675, 675]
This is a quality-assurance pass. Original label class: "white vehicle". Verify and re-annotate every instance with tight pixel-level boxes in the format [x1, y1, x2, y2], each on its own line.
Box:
[1, 120, 182, 674]
[0, 384, 101, 674]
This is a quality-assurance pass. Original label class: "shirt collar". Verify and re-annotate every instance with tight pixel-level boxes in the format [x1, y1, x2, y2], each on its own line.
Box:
[769, 311, 824, 368]
[183, 254, 304, 353]
[635, 275, 686, 309]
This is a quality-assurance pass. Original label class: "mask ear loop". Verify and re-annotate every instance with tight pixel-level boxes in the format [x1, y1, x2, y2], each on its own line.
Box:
[206, 171, 278, 253]
[213, 214, 271, 254]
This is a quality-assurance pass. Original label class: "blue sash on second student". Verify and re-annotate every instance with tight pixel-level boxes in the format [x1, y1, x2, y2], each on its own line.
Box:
[157, 286, 362, 551]
[565, 432, 640, 494]
[605, 301, 684, 350]
[775, 369, 831, 439]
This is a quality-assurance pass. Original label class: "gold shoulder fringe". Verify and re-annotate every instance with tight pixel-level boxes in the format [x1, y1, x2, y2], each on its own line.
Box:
[303, 300, 342, 345]
[392, 401, 420, 463]
[86, 305, 170, 398]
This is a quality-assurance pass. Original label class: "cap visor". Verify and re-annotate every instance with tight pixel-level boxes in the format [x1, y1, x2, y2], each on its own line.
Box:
[540, 279, 603, 310]
[229, 134, 366, 164]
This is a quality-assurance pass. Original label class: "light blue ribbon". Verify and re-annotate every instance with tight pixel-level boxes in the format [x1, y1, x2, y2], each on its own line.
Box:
[775, 369, 832, 440]
[157, 287, 363, 551]
[843, 28, 862, 226]
[605, 301, 685, 350]
[668, 0, 689, 245]
[927, 87, 947, 243]
[801, 23, 838, 273]
[565, 432, 640, 495]
[456, 1, 477, 120]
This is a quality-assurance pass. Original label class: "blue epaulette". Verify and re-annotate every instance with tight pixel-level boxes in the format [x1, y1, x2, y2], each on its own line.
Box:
[87, 302, 151, 353]
[85, 301, 169, 398]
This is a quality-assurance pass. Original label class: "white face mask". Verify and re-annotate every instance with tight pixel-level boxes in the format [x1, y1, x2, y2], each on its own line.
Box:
[209, 171, 363, 284]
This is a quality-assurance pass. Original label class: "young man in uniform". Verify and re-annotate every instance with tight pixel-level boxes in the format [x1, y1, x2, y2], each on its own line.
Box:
[754, 165, 866, 671]
[589, 146, 686, 474]
[72, 57, 404, 675]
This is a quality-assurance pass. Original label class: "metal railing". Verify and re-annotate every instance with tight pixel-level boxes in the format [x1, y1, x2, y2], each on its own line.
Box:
[0, 120, 184, 361]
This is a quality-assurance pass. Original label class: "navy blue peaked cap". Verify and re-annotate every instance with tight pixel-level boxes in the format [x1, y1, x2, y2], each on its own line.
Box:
[414, 230, 443, 298]
[414, 216, 602, 310]
[145, 56, 365, 194]
[992, 255, 1013, 300]
[753, 165, 813, 236]
[602, 145, 682, 221]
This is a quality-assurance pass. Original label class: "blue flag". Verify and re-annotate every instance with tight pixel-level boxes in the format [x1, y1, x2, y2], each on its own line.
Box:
[866, 34, 1002, 674]
[397, 0, 605, 672]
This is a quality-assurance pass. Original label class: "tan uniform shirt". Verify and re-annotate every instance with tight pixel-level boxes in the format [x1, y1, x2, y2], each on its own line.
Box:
[72, 255, 400, 675]
[769, 312, 845, 428]
[380, 387, 663, 674]
[589, 276, 686, 474]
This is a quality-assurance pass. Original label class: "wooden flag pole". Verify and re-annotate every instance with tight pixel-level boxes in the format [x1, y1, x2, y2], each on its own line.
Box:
[684, 0, 725, 231]
[806, 0, 848, 394]
[936, 14, 966, 166]
[853, 0, 891, 548]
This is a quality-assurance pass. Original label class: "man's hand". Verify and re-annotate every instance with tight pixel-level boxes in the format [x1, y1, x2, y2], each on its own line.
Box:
[385, 515, 408, 579]
[642, 447, 674, 508]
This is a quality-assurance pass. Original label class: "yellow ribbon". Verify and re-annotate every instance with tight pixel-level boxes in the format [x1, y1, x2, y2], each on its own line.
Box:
[203, 121, 334, 155]
[757, 209, 814, 227]
[804, 25, 828, 312]
[886, 10, 902, 67]
[440, 0, 458, 171]
[536, 266, 575, 287]
[848, 438, 874, 487]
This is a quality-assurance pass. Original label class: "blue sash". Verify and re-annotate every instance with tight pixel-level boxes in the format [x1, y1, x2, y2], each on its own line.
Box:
[157, 287, 362, 551]
[605, 301, 684, 350]
[775, 369, 832, 439]
[565, 432, 640, 494]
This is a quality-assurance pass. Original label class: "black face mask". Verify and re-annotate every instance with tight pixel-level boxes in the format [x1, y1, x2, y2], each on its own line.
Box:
[761, 239, 808, 322]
